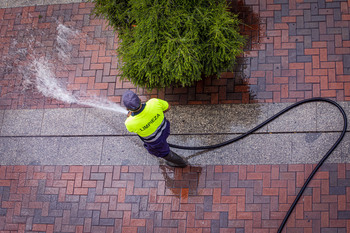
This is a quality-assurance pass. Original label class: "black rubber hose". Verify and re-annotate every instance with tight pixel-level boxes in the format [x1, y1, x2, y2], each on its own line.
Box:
[168, 97, 348, 232]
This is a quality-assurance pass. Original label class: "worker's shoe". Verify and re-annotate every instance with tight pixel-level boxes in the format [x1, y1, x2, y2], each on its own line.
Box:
[163, 151, 188, 168]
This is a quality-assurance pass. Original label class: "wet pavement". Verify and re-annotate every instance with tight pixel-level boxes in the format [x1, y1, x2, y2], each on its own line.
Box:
[1, 0, 350, 108]
[1, 0, 350, 232]
[0, 101, 349, 166]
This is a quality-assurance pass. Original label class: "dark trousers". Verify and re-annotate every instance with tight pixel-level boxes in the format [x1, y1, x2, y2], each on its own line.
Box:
[142, 120, 170, 158]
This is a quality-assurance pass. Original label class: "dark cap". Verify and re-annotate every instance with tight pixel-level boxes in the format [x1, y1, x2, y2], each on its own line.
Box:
[122, 90, 141, 111]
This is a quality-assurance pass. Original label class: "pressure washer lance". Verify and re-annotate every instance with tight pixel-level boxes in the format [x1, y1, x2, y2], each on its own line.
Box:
[168, 97, 347, 233]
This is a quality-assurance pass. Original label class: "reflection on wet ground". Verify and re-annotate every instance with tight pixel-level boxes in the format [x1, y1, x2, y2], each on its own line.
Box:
[228, 0, 261, 50]
[0, 0, 261, 108]
[1, 0, 349, 109]
[227, 0, 261, 101]
[160, 165, 203, 197]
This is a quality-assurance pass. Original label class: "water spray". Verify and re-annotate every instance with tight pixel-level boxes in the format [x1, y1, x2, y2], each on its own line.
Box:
[31, 56, 128, 114]
[24, 23, 128, 115]
[5, 20, 347, 232]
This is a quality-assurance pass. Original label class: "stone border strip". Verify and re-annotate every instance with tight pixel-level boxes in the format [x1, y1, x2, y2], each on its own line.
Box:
[1, 102, 349, 137]
[0, 0, 84, 8]
[0, 102, 349, 165]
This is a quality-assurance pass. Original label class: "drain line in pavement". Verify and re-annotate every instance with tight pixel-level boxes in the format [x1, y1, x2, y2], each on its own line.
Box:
[169, 97, 348, 233]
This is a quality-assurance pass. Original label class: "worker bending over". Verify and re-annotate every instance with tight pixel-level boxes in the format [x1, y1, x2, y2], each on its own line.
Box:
[122, 90, 188, 168]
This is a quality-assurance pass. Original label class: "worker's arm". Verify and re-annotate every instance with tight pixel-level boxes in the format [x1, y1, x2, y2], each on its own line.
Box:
[164, 104, 171, 113]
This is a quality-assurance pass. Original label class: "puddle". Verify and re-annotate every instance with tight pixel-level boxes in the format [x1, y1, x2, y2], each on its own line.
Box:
[226, 0, 261, 102]
[160, 165, 203, 198]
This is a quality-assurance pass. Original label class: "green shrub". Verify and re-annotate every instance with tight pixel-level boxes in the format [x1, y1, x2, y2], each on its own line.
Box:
[91, 0, 246, 89]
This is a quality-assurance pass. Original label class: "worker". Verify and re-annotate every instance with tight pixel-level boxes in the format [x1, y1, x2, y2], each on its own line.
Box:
[122, 90, 188, 168]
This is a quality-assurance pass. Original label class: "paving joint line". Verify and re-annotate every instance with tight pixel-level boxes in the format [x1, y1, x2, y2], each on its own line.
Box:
[0, 130, 347, 138]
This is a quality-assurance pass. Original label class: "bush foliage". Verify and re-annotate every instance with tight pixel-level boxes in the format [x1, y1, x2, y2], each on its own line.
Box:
[91, 0, 246, 89]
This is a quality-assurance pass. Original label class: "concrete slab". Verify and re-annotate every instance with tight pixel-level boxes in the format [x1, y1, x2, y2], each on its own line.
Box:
[14, 137, 60, 165]
[10, 0, 43, 7]
[169, 134, 244, 165]
[343, 102, 350, 131]
[266, 102, 317, 132]
[1, 109, 44, 136]
[0, 110, 4, 134]
[43, 0, 82, 4]
[0, 0, 84, 8]
[0, 101, 348, 166]
[41, 109, 86, 135]
[347, 102, 350, 129]
[168, 103, 269, 134]
[83, 108, 129, 136]
[0, 1, 7, 8]
[58, 137, 103, 165]
[0, 137, 18, 165]
[240, 134, 293, 164]
[169, 133, 292, 165]
[316, 102, 348, 132]
[290, 133, 343, 164]
[101, 136, 159, 165]
[341, 134, 350, 162]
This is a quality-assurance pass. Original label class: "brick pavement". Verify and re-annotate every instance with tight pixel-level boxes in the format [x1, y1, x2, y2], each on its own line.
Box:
[0, 164, 349, 232]
[1, 0, 350, 232]
[0, 0, 350, 109]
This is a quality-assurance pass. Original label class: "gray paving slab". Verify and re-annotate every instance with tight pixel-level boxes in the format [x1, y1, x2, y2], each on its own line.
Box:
[41, 108, 86, 135]
[0, 110, 4, 134]
[346, 102, 350, 131]
[0, 137, 18, 165]
[266, 102, 317, 132]
[0, 1, 7, 8]
[15, 0, 43, 6]
[0, 0, 84, 8]
[341, 134, 350, 162]
[169, 134, 245, 165]
[57, 137, 103, 165]
[13, 137, 60, 165]
[43, 0, 83, 5]
[83, 108, 129, 135]
[168, 103, 269, 134]
[289, 132, 343, 164]
[175, 132, 349, 165]
[101, 136, 159, 165]
[316, 102, 349, 132]
[0, 101, 348, 165]
[1, 109, 44, 136]
[240, 134, 293, 164]
[169, 133, 292, 165]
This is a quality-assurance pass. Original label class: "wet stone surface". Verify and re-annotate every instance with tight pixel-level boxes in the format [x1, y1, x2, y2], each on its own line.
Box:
[266, 102, 317, 133]
[317, 102, 350, 132]
[57, 137, 103, 165]
[1, 110, 44, 136]
[83, 108, 128, 136]
[1, 0, 350, 109]
[41, 108, 86, 135]
[168, 104, 269, 134]
[0, 101, 349, 165]
[0, 110, 4, 133]
[0, 0, 349, 231]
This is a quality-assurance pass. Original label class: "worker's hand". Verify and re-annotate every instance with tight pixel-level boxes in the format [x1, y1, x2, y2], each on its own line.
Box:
[127, 111, 132, 117]
[164, 104, 171, 113]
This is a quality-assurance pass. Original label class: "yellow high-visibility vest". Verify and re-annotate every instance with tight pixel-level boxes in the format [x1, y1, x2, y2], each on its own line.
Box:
[125, 98, 169, 137]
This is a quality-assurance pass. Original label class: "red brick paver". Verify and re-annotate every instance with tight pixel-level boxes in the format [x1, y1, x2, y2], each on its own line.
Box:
[0, 164, 349, 232]
[1, 1, 349, 232]
[0, 0, 350, 109]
